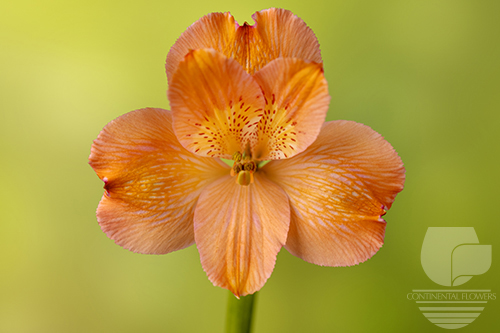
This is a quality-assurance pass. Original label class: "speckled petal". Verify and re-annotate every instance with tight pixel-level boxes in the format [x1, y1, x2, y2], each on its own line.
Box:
[168, 49, 265, 159]
[252, 58, 330, 160]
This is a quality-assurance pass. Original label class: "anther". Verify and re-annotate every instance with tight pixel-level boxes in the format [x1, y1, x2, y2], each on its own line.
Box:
[243, 161, 256, 172]
[230, 162, 244, 177]
[232, 151, 242, 162]
[233, 163, 243, 174]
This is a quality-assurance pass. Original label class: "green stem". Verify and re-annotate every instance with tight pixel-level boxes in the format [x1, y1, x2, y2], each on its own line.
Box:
[225, 291, 257, 333]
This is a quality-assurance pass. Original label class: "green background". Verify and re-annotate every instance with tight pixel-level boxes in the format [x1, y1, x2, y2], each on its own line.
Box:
[1, 0, 498, 332]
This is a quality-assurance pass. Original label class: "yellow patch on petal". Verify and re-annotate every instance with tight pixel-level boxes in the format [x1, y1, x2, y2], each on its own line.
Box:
[165, 8, 322, 82]
[89, 108, 229, 254]
[168, 49, 265, 159]
[194, 173, 290, 297]
[252, 58, 330, 160]
[263, 120, 405, 266]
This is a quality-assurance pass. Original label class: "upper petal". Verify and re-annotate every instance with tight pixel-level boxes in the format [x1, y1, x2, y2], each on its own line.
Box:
[252, 58, 330, 160]
[166, 12, 238, 83]
[194, 173, 290, 297]
[250, 8, 322, 71]
[168, 49, 265, 159]
[89, 108, 228, 254]
[263, 120, 405, 266]
[165, 8, 322, 82]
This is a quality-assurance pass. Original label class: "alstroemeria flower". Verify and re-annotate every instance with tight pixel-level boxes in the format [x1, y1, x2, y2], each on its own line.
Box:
[89, 9, 405, 297]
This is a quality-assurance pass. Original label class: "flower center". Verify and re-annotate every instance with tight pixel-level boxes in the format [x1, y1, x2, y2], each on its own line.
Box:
[231, 150, 257, 186]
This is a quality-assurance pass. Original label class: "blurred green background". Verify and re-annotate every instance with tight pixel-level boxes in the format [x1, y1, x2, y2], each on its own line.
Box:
[1, 0, 499, 332]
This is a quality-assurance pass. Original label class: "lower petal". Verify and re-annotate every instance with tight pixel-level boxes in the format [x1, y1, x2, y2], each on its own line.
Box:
[263, 120, 405, 266]
[194, 173, 290, 297]
[89, 108, 228, 254]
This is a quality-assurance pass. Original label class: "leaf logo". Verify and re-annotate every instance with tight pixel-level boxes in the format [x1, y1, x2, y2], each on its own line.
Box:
[421, 227, 491, 286]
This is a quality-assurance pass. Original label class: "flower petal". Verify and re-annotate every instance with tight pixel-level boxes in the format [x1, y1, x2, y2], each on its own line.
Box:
[166, 12, 238, 83]
[252, 58, 330, 160]
[250, 8, 322, 70]
[89, 108, 229, 254]
[168, 49, 265, 159]
[165, 8, 322, 82]
[262, 121, 405, 266]
[194, 173, 290, 297]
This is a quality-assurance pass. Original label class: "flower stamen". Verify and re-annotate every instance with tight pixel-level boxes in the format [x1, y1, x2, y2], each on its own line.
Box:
[232, 151, 242, 162]
[230, 150, 258, 186]
[231, 162, 243, 176]
[243, 160, 256, 172]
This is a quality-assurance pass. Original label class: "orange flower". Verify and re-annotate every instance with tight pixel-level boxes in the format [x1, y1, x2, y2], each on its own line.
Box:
[89, 9, 405, 297]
